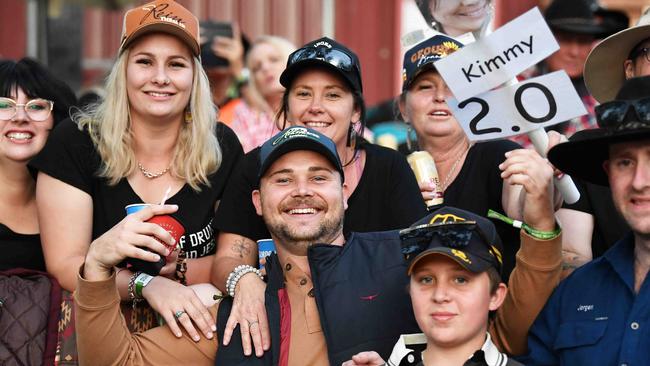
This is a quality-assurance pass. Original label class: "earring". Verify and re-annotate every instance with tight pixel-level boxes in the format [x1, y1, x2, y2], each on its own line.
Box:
[406, 124, 417, 152]
[184, 110, 193, 124]
[346, 122, 357, 147]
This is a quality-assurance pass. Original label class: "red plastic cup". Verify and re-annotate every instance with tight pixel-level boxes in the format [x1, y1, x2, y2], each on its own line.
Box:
[147, 215, 185, 253]
[124, 203, 185, 275]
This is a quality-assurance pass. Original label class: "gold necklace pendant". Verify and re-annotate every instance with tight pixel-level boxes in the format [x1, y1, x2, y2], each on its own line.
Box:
[137, 162, 171, 179]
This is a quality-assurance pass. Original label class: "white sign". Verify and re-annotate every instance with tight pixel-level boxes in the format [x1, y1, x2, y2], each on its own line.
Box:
[447, 71, 587, 141]
[435, 7, 559, 101]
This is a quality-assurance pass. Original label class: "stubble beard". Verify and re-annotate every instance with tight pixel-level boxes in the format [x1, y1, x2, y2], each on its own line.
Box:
[266, 200, 344, 256]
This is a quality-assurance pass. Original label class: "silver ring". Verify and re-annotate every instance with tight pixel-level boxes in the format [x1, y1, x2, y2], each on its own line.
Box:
[174, 310, 186, 319]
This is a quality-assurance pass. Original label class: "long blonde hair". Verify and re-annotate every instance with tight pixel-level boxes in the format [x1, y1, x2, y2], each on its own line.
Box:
[246, 35, 296, 113]
[75, 50, 221, 191]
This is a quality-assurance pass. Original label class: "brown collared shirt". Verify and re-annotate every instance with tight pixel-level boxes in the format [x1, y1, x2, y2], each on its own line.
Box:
[280, 256, 329, 366]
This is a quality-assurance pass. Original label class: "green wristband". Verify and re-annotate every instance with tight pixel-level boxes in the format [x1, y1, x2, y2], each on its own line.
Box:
[134, 272, 154, 298]
[487, 209, 561, 240]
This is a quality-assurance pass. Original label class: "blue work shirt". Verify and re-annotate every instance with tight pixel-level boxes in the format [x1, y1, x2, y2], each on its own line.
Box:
[520, 233, 650, 365]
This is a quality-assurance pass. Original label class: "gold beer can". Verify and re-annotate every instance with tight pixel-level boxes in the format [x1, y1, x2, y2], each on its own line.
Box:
[407, 151, 444, 207]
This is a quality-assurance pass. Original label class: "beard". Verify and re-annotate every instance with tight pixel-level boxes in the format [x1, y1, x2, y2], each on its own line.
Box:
[264, 197, 345, 256]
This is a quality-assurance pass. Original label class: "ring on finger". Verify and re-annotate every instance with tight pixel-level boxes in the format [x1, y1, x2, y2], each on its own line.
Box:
[174, 310, 186, 319]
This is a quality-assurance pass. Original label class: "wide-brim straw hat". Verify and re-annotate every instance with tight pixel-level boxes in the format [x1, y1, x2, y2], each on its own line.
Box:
[584, 8, 650, 103]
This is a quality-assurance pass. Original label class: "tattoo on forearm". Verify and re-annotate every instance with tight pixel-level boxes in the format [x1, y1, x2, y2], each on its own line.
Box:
[562, 262, 579, 270]
[232, 238, 253, 259]
[561, 250, 589, 272]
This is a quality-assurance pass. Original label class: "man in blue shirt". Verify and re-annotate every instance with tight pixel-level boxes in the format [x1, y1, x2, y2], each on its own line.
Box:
[521, 75, 650, 365]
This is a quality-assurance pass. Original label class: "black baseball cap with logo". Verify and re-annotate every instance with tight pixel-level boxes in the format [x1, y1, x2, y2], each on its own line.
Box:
[401, 34, 463, 92]
[258, 126, 344, 184]
[400, 207, 504, 276]
[280, 37, 363, 93]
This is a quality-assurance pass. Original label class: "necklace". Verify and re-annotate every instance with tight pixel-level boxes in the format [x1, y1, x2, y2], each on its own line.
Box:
[441, 144, 470, 192]
[137, 162, 171, 179]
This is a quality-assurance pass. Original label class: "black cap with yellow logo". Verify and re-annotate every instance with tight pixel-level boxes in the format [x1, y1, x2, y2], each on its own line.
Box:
[401, 34, 463, 92]
[400, 207, 503, 276]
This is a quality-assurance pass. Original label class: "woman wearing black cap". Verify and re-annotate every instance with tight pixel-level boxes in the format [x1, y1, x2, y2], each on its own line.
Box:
[398, 34, 566, 286]
[212, 37, 427, 356]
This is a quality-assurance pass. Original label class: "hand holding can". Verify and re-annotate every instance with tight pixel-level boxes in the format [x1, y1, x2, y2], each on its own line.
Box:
[407, 151, 444, 208]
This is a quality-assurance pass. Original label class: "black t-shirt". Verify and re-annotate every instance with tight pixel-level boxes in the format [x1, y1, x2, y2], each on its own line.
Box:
[29, 119, 243, 259]
[444, 140, 522, 281]
[563, 179, 630, 258]
[0, 224, 45, 271]
[214, 142, 428, 240]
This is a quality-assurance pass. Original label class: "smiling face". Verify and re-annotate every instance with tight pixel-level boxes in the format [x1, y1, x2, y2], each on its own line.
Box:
[249, 42, 286, 99]
[126, 32, 194, 125]
[409, 254, 505, 350]
[430, 0, 490, 37]
[0, 87, 53, 163]
[605, 140, 650, 238]
[286, 68, 360, 150]
[400, 69, 464, 140]
[252, 150, 347, 255]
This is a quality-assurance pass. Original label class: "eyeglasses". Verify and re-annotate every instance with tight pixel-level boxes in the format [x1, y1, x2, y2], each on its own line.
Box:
[399, 221, 502, 269]
[0, 97, 54, 122]
[629, 47, 650, 63]
[288, 46, 355, 72]
[595, 98, 650, 131]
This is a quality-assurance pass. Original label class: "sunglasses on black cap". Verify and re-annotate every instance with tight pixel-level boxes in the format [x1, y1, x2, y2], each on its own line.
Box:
[288, 46, 355, 72]
[399, 221, 502, 270]
[595, 98, 650, 131]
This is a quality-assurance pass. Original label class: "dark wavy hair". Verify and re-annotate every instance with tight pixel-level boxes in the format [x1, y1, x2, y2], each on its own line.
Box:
[0, 58, 77, 126]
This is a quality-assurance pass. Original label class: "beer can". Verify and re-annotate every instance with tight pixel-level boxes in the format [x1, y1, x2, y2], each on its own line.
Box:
[257, 239, 276, 270]
[407, 151, 444, 207]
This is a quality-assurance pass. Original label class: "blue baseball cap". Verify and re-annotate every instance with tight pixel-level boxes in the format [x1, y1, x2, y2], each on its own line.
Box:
[258, 126, 344, 184]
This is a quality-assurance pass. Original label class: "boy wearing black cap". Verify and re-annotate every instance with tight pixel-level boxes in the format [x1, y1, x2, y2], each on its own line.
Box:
[344, 207, 522, 366]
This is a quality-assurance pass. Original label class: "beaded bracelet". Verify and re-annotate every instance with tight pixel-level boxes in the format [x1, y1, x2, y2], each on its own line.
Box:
[128, 271, 144, 308]
[225, 265, 263, 298]
[487, 209, 561, 240]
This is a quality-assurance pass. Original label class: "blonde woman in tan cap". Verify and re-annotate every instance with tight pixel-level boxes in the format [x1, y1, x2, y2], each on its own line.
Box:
[30, 0, 243, 341]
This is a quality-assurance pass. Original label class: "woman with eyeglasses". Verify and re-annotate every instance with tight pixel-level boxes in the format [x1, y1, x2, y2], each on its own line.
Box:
[0, 58, 76, 271]
[29, 0, 242, 341]
[211, 37, 427, 356]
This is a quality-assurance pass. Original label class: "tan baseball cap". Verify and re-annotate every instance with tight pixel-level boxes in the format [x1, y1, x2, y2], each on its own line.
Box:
[584, 8, 650, 103]
[119, 0, 200, 57]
